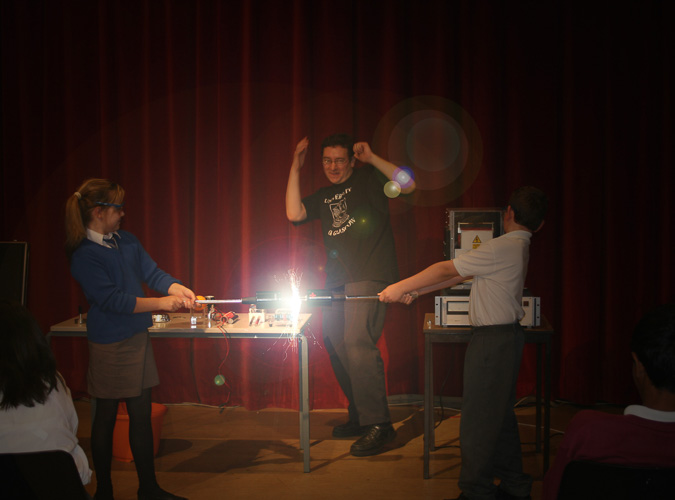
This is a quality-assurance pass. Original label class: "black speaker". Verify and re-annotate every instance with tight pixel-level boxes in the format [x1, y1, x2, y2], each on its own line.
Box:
[0, 241, 29, 305]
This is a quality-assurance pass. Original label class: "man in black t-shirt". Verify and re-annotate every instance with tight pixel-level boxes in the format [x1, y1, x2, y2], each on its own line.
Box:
[285, 133, 416, 456]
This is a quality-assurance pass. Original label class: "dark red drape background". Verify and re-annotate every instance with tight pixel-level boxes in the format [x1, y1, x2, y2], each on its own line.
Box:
[1, 0, 673, 410]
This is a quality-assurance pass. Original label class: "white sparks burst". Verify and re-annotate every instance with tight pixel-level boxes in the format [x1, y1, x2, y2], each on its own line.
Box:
[287, 268, 302, 336]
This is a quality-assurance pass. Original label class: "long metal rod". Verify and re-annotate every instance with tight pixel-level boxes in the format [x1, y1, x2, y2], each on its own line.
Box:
[196, 299, 247, 304]
[195, 294, 381, 304]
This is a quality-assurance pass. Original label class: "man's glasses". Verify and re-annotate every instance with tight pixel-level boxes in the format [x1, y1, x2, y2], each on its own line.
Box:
[95, 201, 125, 209]
[322, 158, 350, 166]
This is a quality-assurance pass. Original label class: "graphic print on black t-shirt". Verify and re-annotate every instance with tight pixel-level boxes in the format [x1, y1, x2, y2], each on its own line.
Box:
[326, 186, 356, 236]
[330, 197, 349, 228]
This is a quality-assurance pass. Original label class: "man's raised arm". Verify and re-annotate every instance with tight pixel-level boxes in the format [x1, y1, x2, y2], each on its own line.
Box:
[353, 141, 416, 194]
[286, 136, 309, 222]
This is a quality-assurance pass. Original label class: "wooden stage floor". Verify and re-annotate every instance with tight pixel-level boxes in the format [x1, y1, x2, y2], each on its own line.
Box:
[73, 399, 622, 500]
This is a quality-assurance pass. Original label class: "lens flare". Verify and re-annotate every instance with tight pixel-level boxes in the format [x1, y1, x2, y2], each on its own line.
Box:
[384, 181, 402, 198]
[372, 96, 483, 207]
[393, 166, 414, 189]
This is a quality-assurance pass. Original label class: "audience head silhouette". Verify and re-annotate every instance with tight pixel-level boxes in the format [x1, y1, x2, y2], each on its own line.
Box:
[0, 300, 58, 410]
[630, 303, 675, 410]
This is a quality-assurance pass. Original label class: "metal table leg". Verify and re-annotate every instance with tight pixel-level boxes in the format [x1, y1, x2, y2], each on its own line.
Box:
[298, 335, 310, 472]
[424, 333, 433, 479]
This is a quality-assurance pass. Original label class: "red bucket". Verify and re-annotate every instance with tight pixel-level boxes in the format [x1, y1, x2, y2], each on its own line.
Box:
[112, 402, 168, 462]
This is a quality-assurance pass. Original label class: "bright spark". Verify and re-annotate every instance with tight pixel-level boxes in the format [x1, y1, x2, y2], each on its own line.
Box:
[287, 268, 302, 336]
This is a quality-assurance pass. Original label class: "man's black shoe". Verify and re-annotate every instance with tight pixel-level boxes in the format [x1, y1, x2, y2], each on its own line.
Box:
[137, 486, 188, 500]
[349, 423, 396, 456]
[94, 490, 115, 500]
[446, 490, 531, 500]
[332, 420, 368, 438]
[496, 488, 531, 500]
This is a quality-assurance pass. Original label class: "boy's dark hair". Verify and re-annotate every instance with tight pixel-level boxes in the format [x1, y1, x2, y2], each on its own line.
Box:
[508, 186, 548, 232]
[0, 300, 58, 409]
[630, 303, 675, 393]
[321, 133, 355, 158]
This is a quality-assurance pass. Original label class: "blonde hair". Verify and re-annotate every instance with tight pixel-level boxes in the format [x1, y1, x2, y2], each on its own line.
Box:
[65, 179, 125, 258]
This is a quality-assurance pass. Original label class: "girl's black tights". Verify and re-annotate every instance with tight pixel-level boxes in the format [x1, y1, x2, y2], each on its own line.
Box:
[91, 388, 158, 494]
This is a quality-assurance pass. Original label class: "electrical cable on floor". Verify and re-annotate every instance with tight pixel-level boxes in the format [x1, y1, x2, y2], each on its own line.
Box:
[435, 364, 462, 431]
[188, 334, 203, 406]
[431, 387, 571, 450]
[210, 306, 232, 412]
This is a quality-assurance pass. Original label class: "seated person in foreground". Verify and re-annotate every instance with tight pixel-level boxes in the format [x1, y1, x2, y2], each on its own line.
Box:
[0, 300, 92, 486]
[542, 303, 675, 500]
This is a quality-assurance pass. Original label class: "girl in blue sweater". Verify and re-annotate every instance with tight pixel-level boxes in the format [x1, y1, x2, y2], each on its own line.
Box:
[65, 179, 194, 500]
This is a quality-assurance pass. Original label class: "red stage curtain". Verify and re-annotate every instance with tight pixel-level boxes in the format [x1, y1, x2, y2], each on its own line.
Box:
[1, 1, 672, 409]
